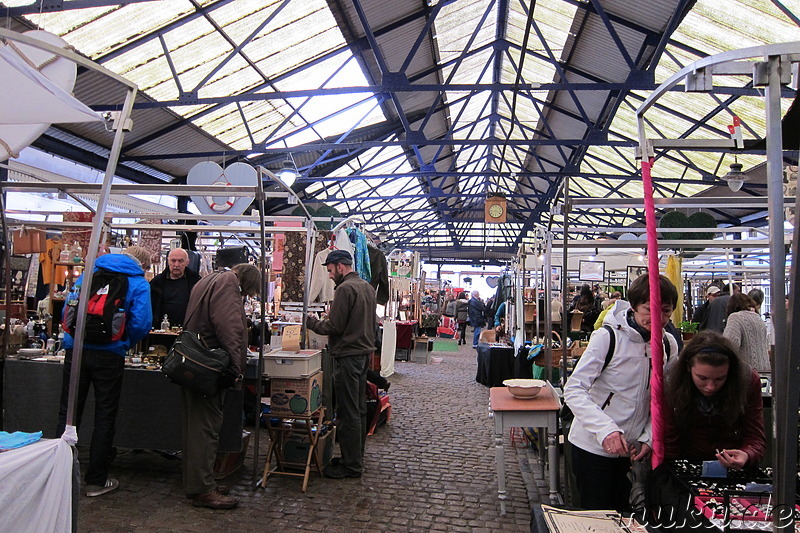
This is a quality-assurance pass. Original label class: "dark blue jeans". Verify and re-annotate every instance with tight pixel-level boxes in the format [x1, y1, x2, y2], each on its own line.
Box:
[570, 441, 633, 513]
[333, 354, 368, 473]
[472, 325, 483, 347]
[57, 349, 125, 486]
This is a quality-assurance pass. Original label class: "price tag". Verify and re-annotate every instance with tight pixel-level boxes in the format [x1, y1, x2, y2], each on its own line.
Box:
[281, 325, 301, 352]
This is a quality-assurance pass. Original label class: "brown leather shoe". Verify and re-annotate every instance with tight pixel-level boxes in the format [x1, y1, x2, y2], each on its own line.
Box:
[186, 484, 231, 499]
[192, 490, 238, 509]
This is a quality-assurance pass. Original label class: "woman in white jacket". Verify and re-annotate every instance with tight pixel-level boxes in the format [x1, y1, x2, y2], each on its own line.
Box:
[564, 274, 679, 512]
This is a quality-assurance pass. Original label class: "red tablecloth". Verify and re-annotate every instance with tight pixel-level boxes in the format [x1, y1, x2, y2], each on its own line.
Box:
[395, 321, 417, 349]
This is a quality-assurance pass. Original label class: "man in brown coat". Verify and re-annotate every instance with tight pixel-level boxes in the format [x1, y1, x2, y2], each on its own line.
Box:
[306, 250, 377, 478]
[182, 263, 260, 509]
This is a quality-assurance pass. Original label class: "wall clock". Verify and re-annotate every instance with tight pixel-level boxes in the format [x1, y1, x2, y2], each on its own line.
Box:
[485, 197, 507, 223]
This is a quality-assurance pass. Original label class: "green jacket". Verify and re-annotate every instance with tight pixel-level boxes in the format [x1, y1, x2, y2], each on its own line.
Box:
[306, 271, 377, 358]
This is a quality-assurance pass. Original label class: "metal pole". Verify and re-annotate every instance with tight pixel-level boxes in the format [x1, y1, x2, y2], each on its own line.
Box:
[762, 54, 794, 531]
[561, 177, 570, 386]
[65, 85, 136, 429]
[251, 173, 268, 489]
[301, 218, 316, 349]
[257, 168, 314, 348]
[543, 231, 553, 382]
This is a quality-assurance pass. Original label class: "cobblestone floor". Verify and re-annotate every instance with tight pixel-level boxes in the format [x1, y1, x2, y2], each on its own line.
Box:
[74, 343, 547, 532]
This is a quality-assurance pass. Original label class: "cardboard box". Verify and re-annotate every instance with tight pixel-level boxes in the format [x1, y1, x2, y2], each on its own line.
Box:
[269, 371, 323, 416]
[263, 349, 321, 378]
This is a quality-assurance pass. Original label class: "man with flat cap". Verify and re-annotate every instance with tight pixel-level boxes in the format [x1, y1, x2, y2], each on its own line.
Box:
[306, 249, 377, 479]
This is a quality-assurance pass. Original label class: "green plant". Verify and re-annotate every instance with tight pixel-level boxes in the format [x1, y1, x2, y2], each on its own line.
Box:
[680, 321, 699, 334]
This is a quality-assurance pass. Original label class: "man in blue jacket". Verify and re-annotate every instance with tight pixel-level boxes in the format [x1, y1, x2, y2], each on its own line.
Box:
[468, 291, 487, 348]
[57, 247, 153, 497]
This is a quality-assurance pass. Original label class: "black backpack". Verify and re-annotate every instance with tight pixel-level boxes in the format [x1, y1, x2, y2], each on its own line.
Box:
[63, 268, 129, 344]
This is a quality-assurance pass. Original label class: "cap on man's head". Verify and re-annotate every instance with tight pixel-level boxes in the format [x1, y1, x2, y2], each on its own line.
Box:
[706, 286, 721, 296]
[323, 249, 353, 266]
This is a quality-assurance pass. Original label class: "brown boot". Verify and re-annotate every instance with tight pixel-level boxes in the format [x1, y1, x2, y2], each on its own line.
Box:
[192, 490, 238, 509]
[186, 484, 231, 499]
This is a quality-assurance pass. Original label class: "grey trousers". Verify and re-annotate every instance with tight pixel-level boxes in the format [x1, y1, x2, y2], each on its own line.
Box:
[333, 353, 369, 473]
[181, 386, 226, 495]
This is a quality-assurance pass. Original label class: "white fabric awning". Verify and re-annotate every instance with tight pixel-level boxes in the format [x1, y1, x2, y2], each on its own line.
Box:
[0, 44, 101, 125]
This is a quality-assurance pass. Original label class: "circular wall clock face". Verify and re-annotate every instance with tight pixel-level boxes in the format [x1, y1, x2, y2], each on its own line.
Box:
[488, 204, 504, 218]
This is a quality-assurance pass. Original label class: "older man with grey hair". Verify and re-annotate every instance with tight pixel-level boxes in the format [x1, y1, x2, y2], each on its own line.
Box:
[467, 290, 487, 348]
[150, 247, 201, 329]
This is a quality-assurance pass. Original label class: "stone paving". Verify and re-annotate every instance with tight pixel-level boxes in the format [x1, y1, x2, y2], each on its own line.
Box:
[74, 343, 546, 532]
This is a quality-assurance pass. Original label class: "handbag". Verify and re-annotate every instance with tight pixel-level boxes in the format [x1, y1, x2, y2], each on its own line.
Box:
[12, 228, 47, 255]
[161, 273, 230, 396]
[162, 330, 230, 396]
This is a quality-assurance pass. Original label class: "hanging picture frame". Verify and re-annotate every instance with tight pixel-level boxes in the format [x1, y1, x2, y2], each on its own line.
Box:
[579, 260, 605, 282]
[543, 265, 562, 290]
[627, 265, 648, 288]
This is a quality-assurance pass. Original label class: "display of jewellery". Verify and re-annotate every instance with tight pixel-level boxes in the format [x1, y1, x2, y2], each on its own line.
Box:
[664, 460, 798, 532]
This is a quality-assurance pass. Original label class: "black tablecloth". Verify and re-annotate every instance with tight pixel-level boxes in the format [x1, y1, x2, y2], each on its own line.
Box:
[475, 343, 515, 387]
[3, 358, 242, 452]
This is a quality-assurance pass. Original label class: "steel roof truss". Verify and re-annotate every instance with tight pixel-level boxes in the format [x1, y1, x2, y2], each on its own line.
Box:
[262, 54, 358, 146]
[528, 18, 592, 126]
[305, 97, 388, 174]
[189, 0, 291, 95]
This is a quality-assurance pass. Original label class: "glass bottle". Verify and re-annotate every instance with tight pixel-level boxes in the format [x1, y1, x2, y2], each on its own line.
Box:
[161, 314, 170, 331]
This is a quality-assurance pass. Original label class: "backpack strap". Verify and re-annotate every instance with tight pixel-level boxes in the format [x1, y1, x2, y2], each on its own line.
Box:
[600, 324, 671, 366]
[601, 324, 616, 371]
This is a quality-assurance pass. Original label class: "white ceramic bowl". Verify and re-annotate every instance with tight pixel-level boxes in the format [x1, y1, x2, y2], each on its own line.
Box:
[503, 379, 546, 399]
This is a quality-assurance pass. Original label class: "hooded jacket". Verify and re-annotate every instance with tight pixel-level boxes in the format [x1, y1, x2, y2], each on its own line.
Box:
[63, 253, 152, 357]
[564, 300, 678, 457]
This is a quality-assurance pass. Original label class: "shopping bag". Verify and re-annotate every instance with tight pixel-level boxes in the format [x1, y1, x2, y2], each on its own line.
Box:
[12, 228, 47, 254]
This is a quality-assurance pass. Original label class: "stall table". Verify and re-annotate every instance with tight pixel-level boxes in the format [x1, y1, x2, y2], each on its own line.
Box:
[2, 358, 242, 452]
[489, 384, 561, 513]
[476, 343, 515, 386]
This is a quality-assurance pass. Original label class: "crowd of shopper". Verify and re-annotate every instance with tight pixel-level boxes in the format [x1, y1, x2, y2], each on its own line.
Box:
[58, 246, 772, 516]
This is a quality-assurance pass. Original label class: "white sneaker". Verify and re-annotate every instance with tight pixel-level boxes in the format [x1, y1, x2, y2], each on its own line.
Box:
[86, 478, 119, 497]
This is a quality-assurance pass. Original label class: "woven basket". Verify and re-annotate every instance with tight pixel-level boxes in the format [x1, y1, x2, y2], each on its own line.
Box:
[531, 331, 565, 368]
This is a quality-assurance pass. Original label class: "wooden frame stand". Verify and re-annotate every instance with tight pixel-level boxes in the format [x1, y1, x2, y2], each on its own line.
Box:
[260, 407, 326, 493]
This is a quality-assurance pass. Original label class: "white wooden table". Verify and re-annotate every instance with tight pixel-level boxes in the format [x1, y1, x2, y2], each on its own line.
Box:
[490, 383, 561, 513]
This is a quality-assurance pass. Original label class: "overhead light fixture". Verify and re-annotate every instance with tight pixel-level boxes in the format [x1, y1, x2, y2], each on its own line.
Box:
[275, 158, 300, 187]
[722, 157, 750, 192]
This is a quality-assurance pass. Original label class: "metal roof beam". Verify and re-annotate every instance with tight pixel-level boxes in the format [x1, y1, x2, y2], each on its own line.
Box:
[5, 0, 156, 16]
[587, 0, 637, 69]
[93, 82, 785, 114]
[122, 138, 636, 163]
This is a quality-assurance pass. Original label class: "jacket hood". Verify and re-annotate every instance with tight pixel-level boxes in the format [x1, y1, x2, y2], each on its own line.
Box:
[96, 253, 145, 276]
[604, 300, 645, 344]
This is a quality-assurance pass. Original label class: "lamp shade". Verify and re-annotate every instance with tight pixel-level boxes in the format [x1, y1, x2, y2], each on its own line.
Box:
[722, 162, 749, 192]
[276, 159, 300, 187]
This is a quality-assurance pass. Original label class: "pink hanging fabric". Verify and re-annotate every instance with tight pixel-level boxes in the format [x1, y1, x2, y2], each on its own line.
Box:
[641, 158, 665, 468]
